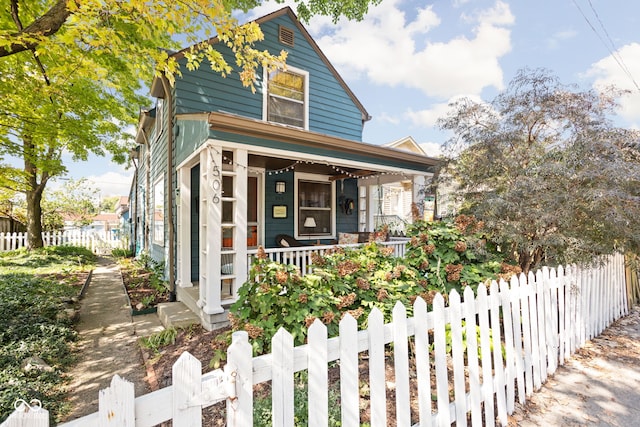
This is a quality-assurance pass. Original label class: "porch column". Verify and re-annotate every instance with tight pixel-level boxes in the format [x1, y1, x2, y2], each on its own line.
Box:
[201, 146, 224, 315]
[234, 149, 248, 297]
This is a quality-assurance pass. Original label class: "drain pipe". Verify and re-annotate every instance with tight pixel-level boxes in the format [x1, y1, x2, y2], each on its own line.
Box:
[160, 75, 176, 302]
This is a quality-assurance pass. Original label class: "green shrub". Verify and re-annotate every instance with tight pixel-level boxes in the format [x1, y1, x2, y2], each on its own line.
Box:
[230, 242, 428, 355]
[111, 248, 133, 258]
[0, 246, 95, 274]
[404, 216, 519, 294]
[139, 327, 178, 353]
[0, 274, 79, 423]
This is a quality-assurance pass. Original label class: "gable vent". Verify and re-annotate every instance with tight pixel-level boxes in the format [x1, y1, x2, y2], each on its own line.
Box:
[279, 25, 295, 47]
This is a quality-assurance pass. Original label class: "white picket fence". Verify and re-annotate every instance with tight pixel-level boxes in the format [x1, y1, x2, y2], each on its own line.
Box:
[3, 254, 628, 426]
[0, 231, 123, 254]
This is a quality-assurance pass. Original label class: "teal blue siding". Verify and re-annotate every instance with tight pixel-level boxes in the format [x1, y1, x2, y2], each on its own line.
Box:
[264, 172, 295, 248]
[263, 175, 359, 248]
[148, 98, 171, 268]
[175, 119, 209, 166]
[336, 179, 359, 233]
[174, 13, 364, 142]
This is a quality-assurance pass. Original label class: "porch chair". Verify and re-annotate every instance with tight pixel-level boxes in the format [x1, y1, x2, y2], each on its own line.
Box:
[275, 234, 306, 248]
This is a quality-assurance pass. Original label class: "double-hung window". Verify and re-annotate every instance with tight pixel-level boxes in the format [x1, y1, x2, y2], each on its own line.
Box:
[265, 67, 309, 129]
[295, 173, 334, 239]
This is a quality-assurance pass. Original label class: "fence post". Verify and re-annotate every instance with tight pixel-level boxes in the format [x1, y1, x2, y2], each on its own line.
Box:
[98, 375, 135, 426]
[367, 308, 387, 427]
[1, 400, 49, 427]
[308, 319, 328, 427]
[173, 352, 202, 427]
[339, 314, 359, 427]
[272, 328, 294, 427]
[226, 331, 253, 427]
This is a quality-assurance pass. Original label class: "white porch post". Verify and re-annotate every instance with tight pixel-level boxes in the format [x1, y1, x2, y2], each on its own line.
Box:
[176, 166, 191, 288]
[412, 175, 426, 206]
[234, 149, 248, 299]
[201, 147, 224, 314]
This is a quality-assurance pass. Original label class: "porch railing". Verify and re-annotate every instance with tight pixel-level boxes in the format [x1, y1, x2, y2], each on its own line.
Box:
[246, 238, 410, 276]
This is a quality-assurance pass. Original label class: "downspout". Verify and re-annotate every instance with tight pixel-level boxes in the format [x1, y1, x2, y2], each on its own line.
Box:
[160, 76, 176, 302]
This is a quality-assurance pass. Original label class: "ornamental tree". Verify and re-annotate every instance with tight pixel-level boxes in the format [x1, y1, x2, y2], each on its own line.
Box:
[0, 0, 380, 248]
[438, 68, 640, 273]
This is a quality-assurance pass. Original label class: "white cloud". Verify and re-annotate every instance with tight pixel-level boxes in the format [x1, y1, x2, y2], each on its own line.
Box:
[376, 111, 401, 125]
[546, 29, 578, 49]
[419, 142, 443, 158]
[406, 94, 484, 127]
[585, 42, 640, 123]
[242, 1, 512, 99]
[311, 0, 513, 99]
[86, 171, 133, 198]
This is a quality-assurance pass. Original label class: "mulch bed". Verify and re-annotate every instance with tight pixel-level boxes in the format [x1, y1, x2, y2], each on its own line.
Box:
[120, 262, 171, 311]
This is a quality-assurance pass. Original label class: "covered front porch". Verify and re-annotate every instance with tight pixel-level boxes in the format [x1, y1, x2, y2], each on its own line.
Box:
[172, 112, 437, 330]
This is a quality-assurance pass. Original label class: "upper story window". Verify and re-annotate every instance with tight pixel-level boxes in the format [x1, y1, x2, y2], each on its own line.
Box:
[264, 67, 309, 130]
[155, 98, 164, 137]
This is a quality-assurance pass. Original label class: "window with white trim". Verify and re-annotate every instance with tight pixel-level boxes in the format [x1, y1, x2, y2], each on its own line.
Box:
[264, 67, 309, 129]
[295, 173, 334, 239]
[155, 98, 164, 136]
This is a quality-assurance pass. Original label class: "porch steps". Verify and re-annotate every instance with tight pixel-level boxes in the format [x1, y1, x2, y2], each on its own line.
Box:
[176, 286, 231, 331]
[157, 302, 200, 329]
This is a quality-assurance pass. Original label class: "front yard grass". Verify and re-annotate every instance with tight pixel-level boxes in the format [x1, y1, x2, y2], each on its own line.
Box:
[0, 246, 96, 424]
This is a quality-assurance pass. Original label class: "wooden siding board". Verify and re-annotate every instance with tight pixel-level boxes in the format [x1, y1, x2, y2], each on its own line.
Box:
[174, 119, 210, 167]
[264, 172, 295, 248]
[173, 13, 364, 142]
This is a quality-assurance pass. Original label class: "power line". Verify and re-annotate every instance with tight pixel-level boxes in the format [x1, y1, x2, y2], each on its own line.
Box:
[571, 0, 640, 91]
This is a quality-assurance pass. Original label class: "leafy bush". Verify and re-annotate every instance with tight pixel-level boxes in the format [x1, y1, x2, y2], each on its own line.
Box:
[0, 245, 95, 274]
[230, 243, 429, 355]
[404, 216, 519, 294]
[230, 215, 520, 357]
[0, 274, 79, 423]
[111, 248, 133, 258]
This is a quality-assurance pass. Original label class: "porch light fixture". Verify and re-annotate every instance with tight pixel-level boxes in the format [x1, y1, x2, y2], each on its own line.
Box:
[275, 181, 286, 194]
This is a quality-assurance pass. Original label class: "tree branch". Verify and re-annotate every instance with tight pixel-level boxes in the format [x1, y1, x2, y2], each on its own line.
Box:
[0, 0, 71, 57]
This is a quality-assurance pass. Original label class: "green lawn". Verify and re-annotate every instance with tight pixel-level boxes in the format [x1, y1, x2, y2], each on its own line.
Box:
[0, 246, 96, 424]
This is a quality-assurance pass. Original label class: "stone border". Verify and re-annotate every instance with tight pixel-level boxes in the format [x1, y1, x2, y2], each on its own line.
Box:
[78, 270, 93, 299]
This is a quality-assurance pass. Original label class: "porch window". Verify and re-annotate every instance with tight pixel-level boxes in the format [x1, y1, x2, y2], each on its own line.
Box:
[265, 67, 308, 129]
[295, 173, 334, 239]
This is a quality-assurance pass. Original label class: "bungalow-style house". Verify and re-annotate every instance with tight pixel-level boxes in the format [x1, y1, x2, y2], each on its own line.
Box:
[130, 7, 439, 330]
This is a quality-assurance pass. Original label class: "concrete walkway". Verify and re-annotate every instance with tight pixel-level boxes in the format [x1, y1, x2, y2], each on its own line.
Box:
[63, 257, 163, 421]
[512, 304, 640, 426]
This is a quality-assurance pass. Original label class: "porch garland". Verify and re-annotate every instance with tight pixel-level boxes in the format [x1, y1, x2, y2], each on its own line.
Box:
[208, 146, 408, 180]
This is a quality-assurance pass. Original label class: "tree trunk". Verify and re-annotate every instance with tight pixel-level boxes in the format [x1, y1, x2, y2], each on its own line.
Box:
[23, 134, 48, 249]
[26, 187, 44, 249]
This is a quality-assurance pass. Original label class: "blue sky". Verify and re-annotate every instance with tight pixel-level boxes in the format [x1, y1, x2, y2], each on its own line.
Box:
[57, 0, 640, 197]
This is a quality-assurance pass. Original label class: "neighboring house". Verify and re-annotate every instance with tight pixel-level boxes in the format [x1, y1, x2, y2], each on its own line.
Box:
[377, 136, 433, 232]
[130, 7, 439, 330]
[63, 213, 120, 235]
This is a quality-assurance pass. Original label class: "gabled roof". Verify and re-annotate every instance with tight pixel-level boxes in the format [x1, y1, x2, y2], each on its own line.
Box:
[385, 136, 427, 155]
[150, 6, 371, 123]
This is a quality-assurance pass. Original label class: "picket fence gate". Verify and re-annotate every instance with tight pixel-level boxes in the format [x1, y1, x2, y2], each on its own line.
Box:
[0, 231, 123, 254]
[3, 254, 628, 427]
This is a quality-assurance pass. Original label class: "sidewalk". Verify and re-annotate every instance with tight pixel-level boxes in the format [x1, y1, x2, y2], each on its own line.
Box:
[63, 257, 164, 421]
[512, 304, 640, 426]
